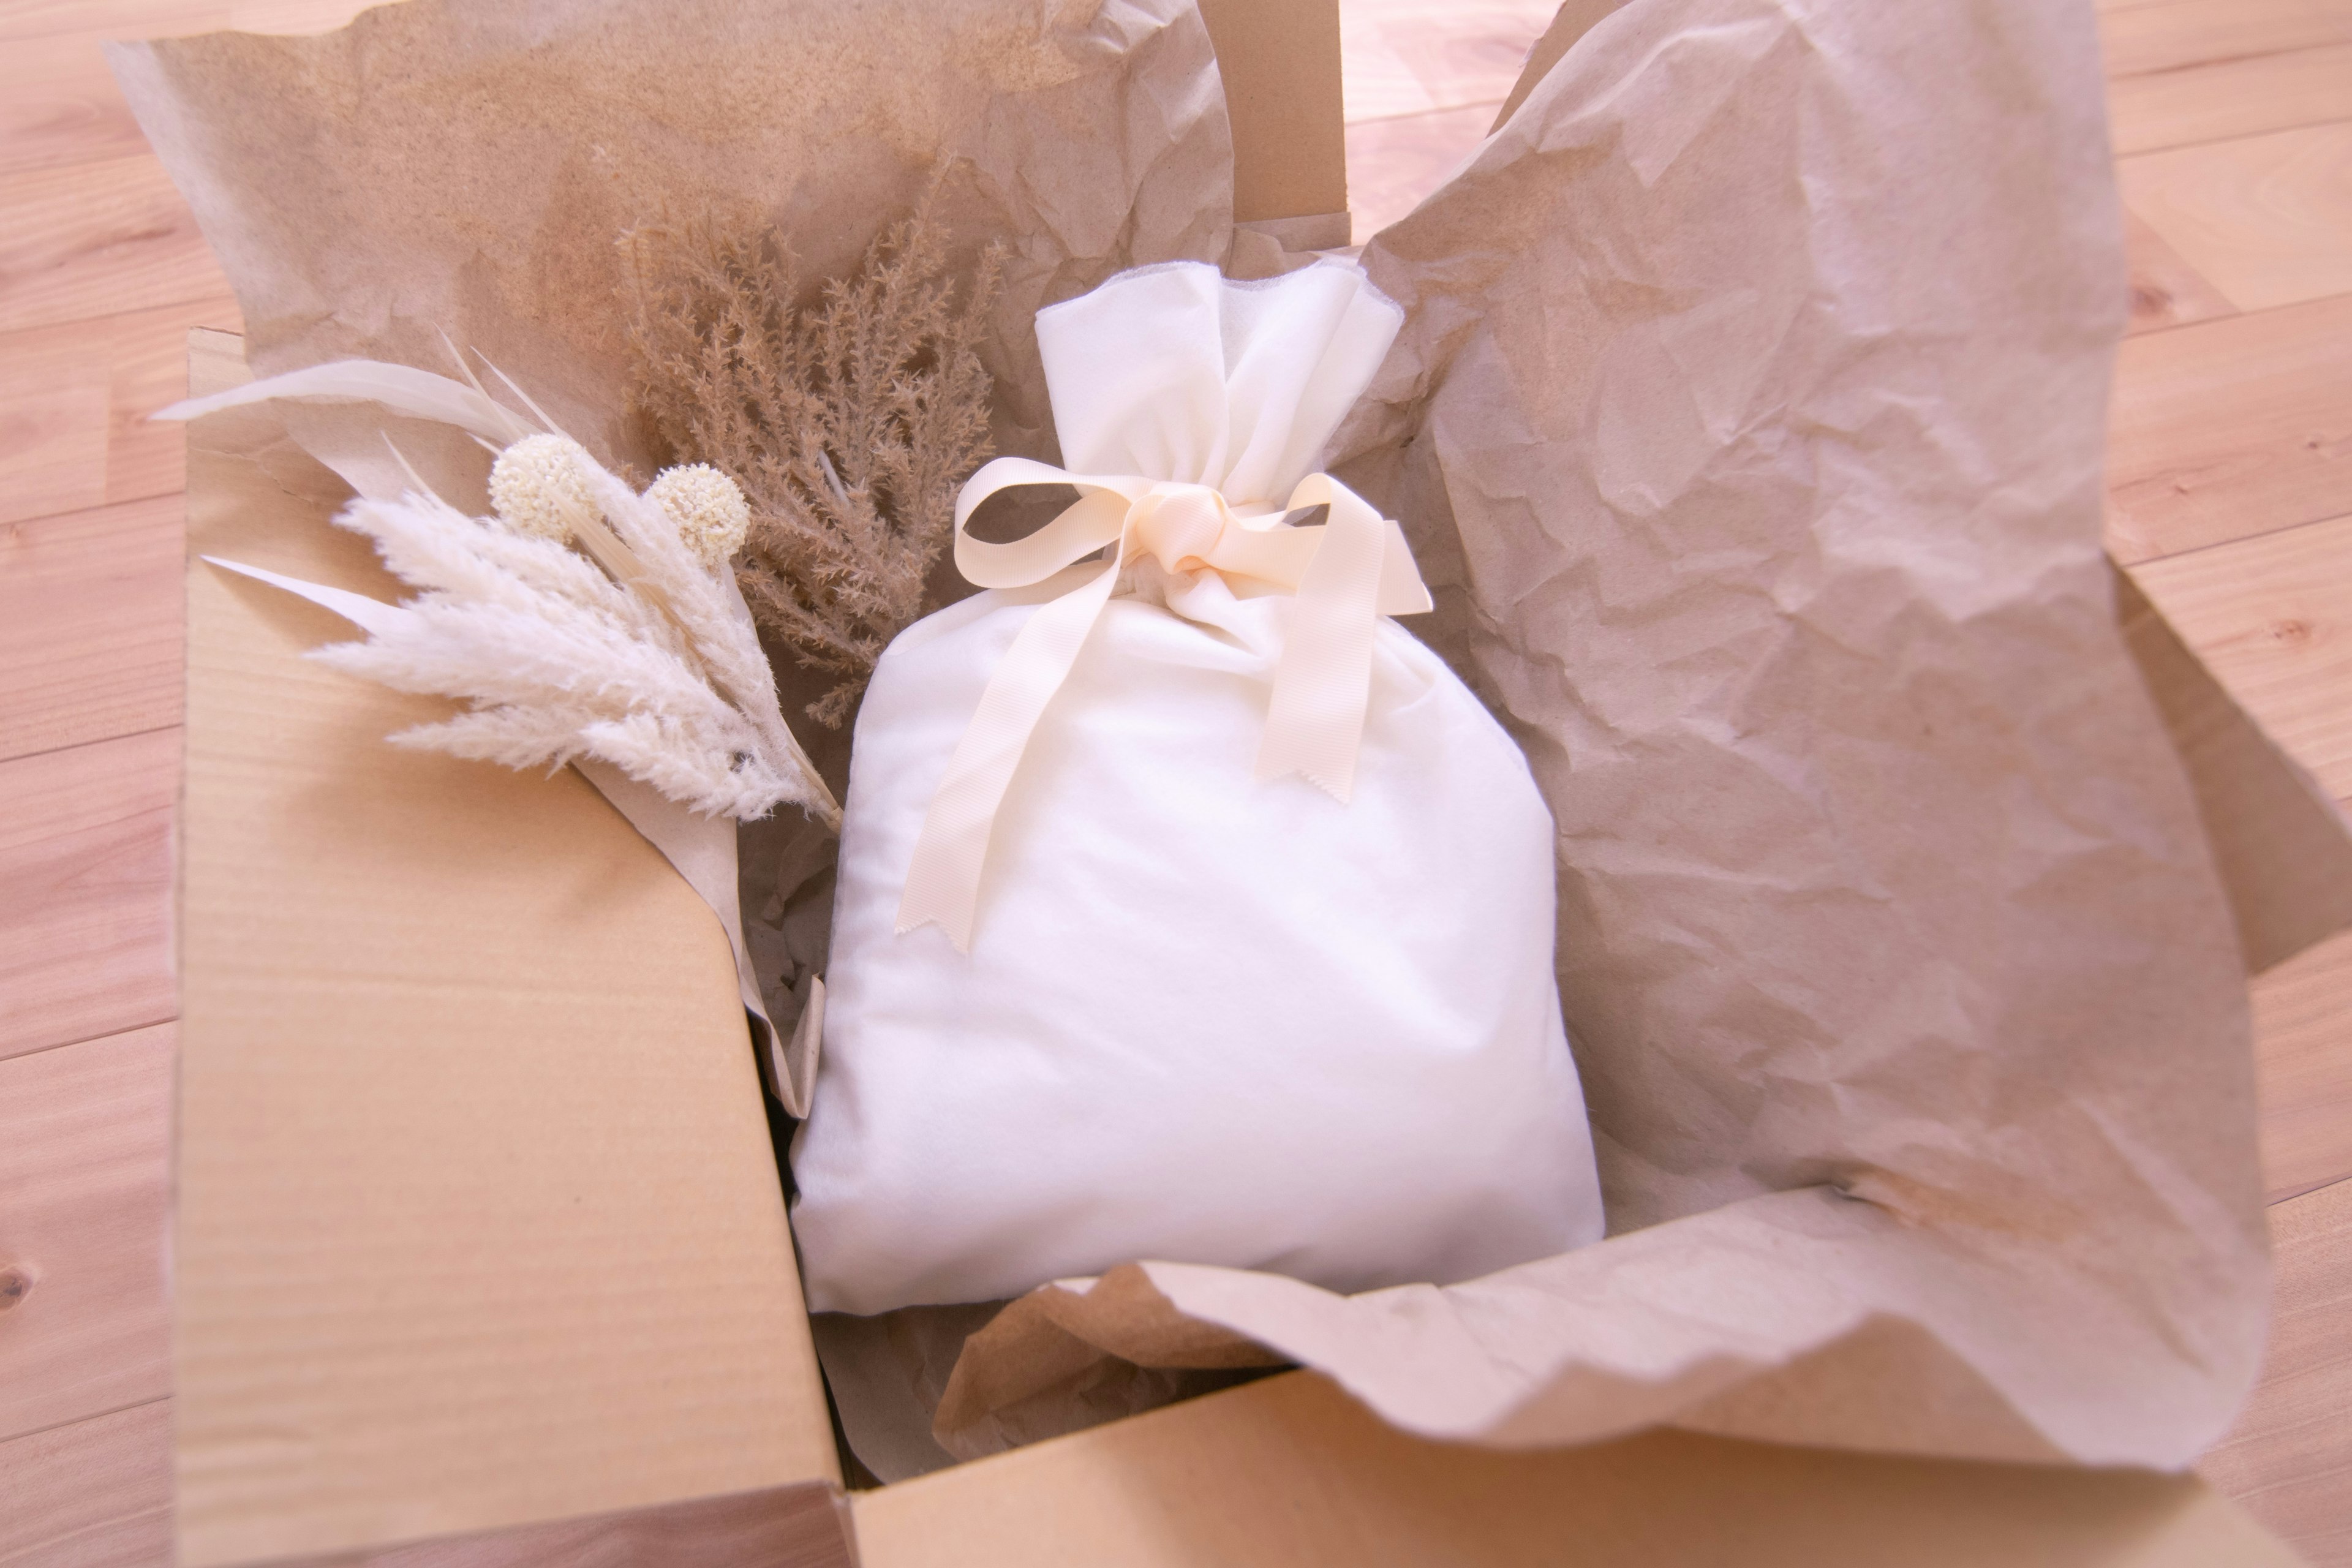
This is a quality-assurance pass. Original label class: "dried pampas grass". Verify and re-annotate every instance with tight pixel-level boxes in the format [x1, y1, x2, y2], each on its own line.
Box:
[624, 197, 1001, 727]
[159, 360, 839, 828]
[315, 483, 823, 823]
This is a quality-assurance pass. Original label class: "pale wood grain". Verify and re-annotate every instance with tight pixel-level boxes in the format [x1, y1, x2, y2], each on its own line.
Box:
[0, 496, 185, 764]
[2098, 0, 2352, 79]
[2108, 43, 2352, 156]
[0, 1024, 173, 1444]
[0, 1400, 172, 1568]
[2202, 1175, 2352, 1564]
[2125, 207, 2241, 334]
[0, 32, 162, 179]
[0, 296, 243, 529]
[0, 729, 177, 1062]
[0, 153, 230, 336]
[224, 0, 377, 36]
[0, 0, 227, 45]
[1345, 102, 1500, 243]
[2124, 121, 2352, 312]
[2106, 293, 2352, 562]
[2249, 930, 2352, 1203]
[0, 315, 113, 526]
[1337, 0, 1555, 123]
[2131, 513, 2352, 798]
[0, 0, 369, 45]
[0, 0, 370, 232]
[2111, 567, 2352, 977]
[103, 295, 244, 505]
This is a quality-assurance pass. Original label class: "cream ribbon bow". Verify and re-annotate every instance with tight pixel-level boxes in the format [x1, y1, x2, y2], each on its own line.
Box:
[895, 456, 1434, 949]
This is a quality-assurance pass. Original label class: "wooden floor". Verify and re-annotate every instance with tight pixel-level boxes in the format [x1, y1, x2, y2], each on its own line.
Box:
[0, 0, 2347, 1562]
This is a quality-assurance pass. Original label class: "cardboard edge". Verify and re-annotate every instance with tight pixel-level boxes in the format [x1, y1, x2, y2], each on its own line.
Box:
[2114, 562, 2352, 976]
[842, 1371, 2302, 1568]
[243, 1482, 856, 1568]
[1197, 0, 1348, 225]
[176, 329, 842, 1563]
[1491, 0, 1635, 133]
[1238, 211, 1352, 251]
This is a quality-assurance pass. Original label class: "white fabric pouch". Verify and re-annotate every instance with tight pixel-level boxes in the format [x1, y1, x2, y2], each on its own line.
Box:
[791, 259, 1604, 1315]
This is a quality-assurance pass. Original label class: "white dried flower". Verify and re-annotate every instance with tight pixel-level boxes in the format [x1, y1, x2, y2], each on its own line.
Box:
[489, 433, 595, 542]
[646, 463, 752, 567]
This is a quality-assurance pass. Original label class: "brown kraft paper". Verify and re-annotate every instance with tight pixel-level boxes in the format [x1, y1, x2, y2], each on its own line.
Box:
[108, 0, 1238, 491]
[933, 0, 2281, 1472]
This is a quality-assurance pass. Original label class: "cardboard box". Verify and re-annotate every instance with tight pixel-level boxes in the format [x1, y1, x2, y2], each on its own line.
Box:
[169, 6, 2337, 1563]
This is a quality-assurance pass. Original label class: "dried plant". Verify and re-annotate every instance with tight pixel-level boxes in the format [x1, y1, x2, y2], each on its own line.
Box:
[162, 361, 838, 827]
[623, 197, 1001, 726]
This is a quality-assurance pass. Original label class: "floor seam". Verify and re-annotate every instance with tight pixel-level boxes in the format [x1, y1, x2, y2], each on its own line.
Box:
[1, 1014, 182, 1067]
[0, 722, 184, 772]
[0, 1395, 169, 1451]
[2118, 508, 2352, 573]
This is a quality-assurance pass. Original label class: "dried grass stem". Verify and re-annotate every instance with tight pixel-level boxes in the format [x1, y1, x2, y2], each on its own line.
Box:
[624, 198, 1000, 727]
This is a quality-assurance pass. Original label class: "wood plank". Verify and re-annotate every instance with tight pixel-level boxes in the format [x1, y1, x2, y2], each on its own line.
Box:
[2201, 1176, 2352, 1564]
[0, 32, 162, 180]
[0, 0, 372, 47]
[0, 495, 186, 765]
[0, 152, 231, 337]
[224, 0, 378, 36]
[2106, 294, 2352, 562]
[104, 294, 244, 505]
[2248, 930, 2352, 1203]
[0, 1024, 173, 1444]
[0, 314, 113, 526]
[2129, 513, 2352, 797]
[0, 1400, 172, 1568]
[0, 296, 243, 528]
[0, 0, 226, 45]
[1346, 101, 1499, 243]
[2106, 43, 2352, 157]
[1338, 0, 1556, 122]
[0, 0, 370, 55]
[2125, 208, 2240, 334]
[2122, 121, 2352, 314]
[2098, 0, 2352, 80]
[0, 729, 177, 1062]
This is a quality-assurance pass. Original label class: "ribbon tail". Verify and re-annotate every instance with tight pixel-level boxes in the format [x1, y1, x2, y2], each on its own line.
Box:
[1256, 479, 1390, 801]
[895, 551, 1125, 951]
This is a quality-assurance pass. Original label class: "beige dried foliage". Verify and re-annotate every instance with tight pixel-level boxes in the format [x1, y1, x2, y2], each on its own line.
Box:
[624, 198, 1001, 727]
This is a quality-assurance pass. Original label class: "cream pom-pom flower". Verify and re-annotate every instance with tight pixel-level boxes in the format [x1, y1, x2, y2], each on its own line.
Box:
[646, 463, 752, 567]
[488, 432, 598, 542]
[156, 356, 837, 829]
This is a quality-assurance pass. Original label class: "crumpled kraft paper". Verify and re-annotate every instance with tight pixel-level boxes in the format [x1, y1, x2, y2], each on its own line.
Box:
[933, 0, 2273, 1471]
[110, 0, 1234, 480]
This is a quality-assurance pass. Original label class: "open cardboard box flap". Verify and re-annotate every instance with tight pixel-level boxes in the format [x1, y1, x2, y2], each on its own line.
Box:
[162, 1, 2345, 1563]
[181, 325, 2317, 1564]
[176, 331, 842, 1566]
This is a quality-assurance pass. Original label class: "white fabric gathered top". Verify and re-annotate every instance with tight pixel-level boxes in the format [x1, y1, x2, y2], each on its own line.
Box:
[790, 258, 1604, 1315]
